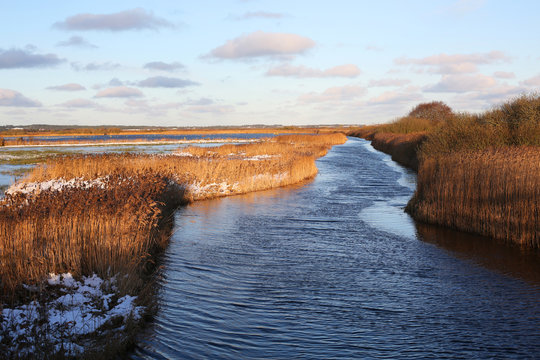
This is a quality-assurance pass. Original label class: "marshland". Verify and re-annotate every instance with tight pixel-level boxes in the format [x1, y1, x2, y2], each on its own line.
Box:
[2, 2, 540, 358]
[1, 119, 539, 358]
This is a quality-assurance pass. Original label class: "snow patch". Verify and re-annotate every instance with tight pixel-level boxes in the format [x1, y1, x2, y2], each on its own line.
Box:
[5, 177, 108, 196]
[1, 273, 143, 357]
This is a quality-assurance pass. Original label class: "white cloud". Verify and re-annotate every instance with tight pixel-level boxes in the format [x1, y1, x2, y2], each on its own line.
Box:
[58, 98, 98, 108]
[266, 64, 360, 78]
[56, 36, 97, 48]
[144, 61, 184, 72]
[137, 76, 199, 88]
[54, 8, 172, 31]
[424, 74, 497, 93]
[95, 86, 143, 98]
[493, 71, 516, 79]
[0, 47, 64, 69]
[368, 87, 424, 105]
[365, 45, 383, 52]
[205, 31, 315, 60]
[47, 83, 86, 91]
[395, 51, 510, 74]
[237, 11, 285, 20]
[71, 62, 121, 71]
[368, 78, 411, 87]
[184, 98, 215, 106]
[0, 89, 42, 107]
[445, 0, 486, 15]
[186, 105, 234, 114]
[521, 74, 540, 86]
[299, 85, 366, 103]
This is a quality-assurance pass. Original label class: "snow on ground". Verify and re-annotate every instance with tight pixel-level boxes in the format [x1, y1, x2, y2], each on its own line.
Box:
[186, 181, 240, 198]
[1, 273, 143, 357]
[243, 154, 277, 161]
[5, 177, 108, 196]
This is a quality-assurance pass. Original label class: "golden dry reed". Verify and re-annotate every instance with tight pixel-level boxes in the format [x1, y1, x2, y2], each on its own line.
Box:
[349, 95, 539, 248]
[407, 147, 540, 247]
[0, 133, 347, 300]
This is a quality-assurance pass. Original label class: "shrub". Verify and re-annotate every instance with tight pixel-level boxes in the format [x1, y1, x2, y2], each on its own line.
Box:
[408, 101, 454, 122]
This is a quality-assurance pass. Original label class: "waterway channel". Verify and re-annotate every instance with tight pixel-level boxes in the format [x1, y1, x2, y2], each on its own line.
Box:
[132, 137, 540, 359]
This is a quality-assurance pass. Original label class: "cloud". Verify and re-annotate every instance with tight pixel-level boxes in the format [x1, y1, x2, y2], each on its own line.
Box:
[47, 83, 86, 91]
[521, 74, 540, 86]
[205, 31, 315, 60]
[58, 98, 98, 108]
[95, 86, 143, 98]
[365, 45, 383, 52]
[266, 63, 360, 78]
[71, 61, 121, 71]
[368, 87, 424, 105]
[54, 8, 172, 31]
[493, 71, 515, 79]
[144, 61, 184, 72]
[236, 11, 285, 20]
[0, 89, 42, 107]
[445, 0, 486, 15]
[0, 48, 64, 69]
[186, 104, 234, 114]
[368, 78, 411, 87]
[452, 85, 528, 110]
[395, 51, 510, 74]
[56, 36, 97, 48]
[136, 76, 199, 88]
[424, 74, 497, 93]
[184, 97, 215, 106]
[299, 85, 367, 103]
[108, 78, 124, 86]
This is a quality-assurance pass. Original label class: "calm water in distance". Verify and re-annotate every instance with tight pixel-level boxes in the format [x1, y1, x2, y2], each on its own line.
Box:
[132, 138, 540, 359]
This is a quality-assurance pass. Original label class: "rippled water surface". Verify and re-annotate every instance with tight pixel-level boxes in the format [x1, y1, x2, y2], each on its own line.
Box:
[133, 138, 540, 359]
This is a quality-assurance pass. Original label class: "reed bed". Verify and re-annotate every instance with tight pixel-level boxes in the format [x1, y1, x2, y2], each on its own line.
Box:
[349, 95, 539, 247]
[407, 147, 540, 247]
[0, 133, 346, 358]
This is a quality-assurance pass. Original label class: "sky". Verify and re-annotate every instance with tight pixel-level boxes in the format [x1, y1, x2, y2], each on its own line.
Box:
[1, 0, 539, 127]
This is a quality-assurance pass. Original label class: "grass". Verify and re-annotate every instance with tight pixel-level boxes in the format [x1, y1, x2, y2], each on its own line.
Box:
[349, 94, 540, 248]
[0, 132, 347, 358]
[407, 147, 539, 247]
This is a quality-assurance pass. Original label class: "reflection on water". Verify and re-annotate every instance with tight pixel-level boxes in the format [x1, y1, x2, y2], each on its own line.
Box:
[416, 222, 540, 285]
[128, 137, 539, 358]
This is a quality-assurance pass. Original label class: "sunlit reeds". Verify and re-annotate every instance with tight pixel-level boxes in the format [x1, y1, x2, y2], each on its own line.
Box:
[0, 133, 346, 301]
[349, 95, 539, 248]
[407, 147, 540, 247]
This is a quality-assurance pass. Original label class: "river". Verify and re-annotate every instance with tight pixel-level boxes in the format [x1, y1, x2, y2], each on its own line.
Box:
[132, 137, 540, 359]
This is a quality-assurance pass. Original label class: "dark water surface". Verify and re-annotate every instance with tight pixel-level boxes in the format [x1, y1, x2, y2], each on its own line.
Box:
[133, 138, 540, 359]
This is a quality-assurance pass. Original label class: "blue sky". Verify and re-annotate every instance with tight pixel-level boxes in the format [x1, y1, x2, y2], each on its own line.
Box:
[1, 0, 539, 126]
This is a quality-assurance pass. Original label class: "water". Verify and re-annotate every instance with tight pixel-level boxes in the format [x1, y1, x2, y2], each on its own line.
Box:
[3, 133, 274, 143]
[0, 136, 264, 193]
[130, 137, 540, 358]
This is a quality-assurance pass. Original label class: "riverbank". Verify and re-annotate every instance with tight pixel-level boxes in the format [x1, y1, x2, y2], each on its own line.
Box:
[349, 95, 539, 248]
[0, 133, 347, 358]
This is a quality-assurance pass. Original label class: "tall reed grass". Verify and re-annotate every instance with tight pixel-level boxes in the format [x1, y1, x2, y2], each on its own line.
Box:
[0, 132, 346, 357]
[407, 147, 540, 247]
[0, 132, 346, 299]
[349, 95, 539, 248]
